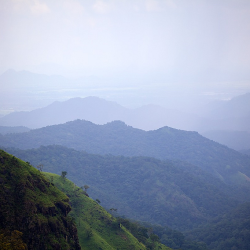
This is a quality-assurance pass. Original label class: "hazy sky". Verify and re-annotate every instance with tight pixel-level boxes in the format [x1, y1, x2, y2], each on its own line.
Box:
[1, 0, 250, 110]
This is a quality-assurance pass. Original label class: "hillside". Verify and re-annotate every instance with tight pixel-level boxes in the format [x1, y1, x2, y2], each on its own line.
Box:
[1, 119, 250, 186]
[4, 145, 241, 231]
[186, 202, 250, 250]
[0, 126, 30, 135]
[0, 149, 81, 249]
[43, 172, 172, 250]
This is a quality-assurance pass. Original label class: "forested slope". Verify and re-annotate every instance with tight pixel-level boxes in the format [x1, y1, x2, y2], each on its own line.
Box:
[4, 145, 240, 231]
[1, 120, 250, 186]
[0, 149, 81, 250]
[187, 202, 250, 250]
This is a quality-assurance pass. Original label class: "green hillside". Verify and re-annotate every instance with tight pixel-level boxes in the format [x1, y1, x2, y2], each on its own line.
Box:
[5, 145, 240, 231]
[186, 202, 250, 250]
[1, 120, 250, 186]
[0, 149, 81, 249]
[43, 172, 172, 250]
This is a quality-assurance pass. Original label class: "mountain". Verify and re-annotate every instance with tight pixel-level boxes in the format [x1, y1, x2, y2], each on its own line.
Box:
[0, 126, 30, 135]
[201, 130, 250, 151]
[43, 172, 172, 250]
[203, 93, 250, 120]
[4, 145, 241, 231]
[1, 120, 250, 187]
[0, 149, 81, 249]
[187, 202, 250, 250]
[198, 93, 250, 149]
[0, 96, 206, 131]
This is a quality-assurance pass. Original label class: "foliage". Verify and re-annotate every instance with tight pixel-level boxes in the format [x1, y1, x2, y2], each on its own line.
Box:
[44, 172, 172, 250]
[5, 145, 241, 231]
[186, 202, 250, 250]
[0, 149, 81, 250]
[0, 230, 27, 250]
[138, 222, 208, 250]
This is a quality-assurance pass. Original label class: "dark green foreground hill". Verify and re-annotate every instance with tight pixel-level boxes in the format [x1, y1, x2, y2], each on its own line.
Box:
[0, 149, 81, 249]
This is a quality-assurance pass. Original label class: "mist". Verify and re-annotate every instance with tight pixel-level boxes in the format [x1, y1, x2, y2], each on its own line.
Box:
[1, 0, 250, 113]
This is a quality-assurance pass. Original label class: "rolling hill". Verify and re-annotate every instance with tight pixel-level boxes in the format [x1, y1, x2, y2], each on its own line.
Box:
[1, 119, 250, 186]
[4, 145, 241, 231]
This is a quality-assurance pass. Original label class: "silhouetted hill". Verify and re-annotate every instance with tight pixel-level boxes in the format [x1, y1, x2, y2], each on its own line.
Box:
[0, 126, 30, 135]
[4, 145, 240, 231]
[1, 120, 250, 186]
[0, 96, 207, 131]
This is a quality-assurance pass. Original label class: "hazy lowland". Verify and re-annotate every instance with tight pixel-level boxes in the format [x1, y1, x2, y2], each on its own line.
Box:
[2, 0, 250, 249]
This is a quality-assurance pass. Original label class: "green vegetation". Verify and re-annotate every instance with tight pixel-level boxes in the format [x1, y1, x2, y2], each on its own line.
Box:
[44, 172, 172, 250]
[186, 202, 250, 250]
[0, 229, 27, 250]
[0, 149, 81, 249]
[5, 145, 241, 231]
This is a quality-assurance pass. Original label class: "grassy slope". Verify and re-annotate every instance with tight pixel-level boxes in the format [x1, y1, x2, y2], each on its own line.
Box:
[0, 149, 81, 250]
[44, 172, 171, 250]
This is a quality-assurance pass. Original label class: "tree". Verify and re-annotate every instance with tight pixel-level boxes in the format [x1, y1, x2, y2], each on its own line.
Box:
[61, 171, 67, 178]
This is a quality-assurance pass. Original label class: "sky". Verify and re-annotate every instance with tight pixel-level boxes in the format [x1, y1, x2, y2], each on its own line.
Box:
[1, 0, 250, 112]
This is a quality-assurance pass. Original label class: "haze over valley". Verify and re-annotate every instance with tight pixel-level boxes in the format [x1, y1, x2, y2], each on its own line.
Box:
[1, 0, 250, 249]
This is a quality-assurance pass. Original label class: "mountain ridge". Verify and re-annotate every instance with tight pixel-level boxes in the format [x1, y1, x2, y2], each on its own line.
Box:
[1, 119, 250, 187]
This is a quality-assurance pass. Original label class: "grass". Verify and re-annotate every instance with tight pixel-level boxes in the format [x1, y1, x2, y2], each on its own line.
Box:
[43, 172, 172, 250]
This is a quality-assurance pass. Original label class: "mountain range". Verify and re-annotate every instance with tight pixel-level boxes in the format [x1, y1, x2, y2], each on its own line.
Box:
[1, 85, 250, 151]
[1, 119, 250, 187]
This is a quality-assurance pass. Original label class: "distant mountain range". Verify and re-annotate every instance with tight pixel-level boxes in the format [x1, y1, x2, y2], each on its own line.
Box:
[0, 94, 250, 135]
[1, 119, 250, 188]
[1, 69, 250, 150]
[0, 96, 206, 131]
